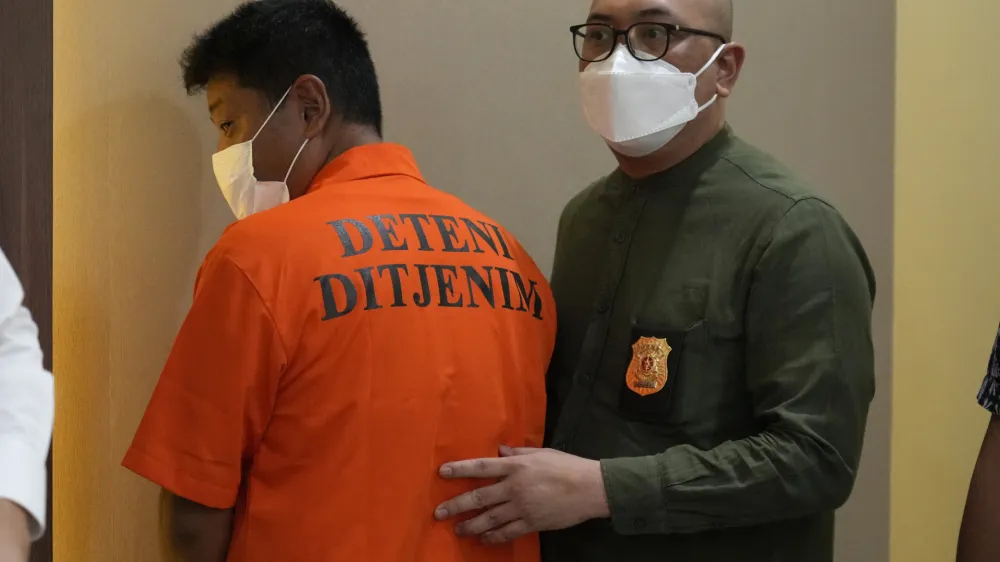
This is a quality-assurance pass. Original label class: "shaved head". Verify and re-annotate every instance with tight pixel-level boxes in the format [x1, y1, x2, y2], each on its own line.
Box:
[712, 0, 734, 41]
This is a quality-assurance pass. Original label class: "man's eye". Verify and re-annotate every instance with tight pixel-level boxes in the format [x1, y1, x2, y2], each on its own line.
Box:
[220, 122, 233, 134]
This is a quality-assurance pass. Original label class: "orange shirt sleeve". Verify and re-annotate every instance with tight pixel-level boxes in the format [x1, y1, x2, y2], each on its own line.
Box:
[122, 247, 287, 509]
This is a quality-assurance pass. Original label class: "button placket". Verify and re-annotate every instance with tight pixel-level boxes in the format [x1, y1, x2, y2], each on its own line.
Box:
[550, 188, 650, 450]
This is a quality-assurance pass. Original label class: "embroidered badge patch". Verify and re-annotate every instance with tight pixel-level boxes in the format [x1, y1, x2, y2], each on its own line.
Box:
[626, 336, 671, 396]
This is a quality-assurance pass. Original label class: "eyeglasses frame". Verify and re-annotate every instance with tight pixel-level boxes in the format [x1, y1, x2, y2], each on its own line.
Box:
[569, 22, 727, 63]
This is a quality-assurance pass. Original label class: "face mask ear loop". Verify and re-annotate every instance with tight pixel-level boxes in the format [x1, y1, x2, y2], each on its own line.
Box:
[283, 139, 310, 184]
[252, 86, 294, 143]
[692, 43, 728, 112]
[694, 43, 729, 78]
[697, 94, 720, 113]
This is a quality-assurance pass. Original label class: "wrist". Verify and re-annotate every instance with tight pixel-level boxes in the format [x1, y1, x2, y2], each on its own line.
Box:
[585, 460, 611, 520]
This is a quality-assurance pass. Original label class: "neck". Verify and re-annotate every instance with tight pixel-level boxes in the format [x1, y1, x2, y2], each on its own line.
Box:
[616, 116, 725, 180]
[322, 123, 383, 166]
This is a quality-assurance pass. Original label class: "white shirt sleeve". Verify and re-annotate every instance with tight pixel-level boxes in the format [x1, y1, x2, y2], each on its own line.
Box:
[0, 248, 53, 540]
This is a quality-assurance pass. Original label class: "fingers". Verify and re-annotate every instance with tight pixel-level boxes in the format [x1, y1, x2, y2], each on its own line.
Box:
[454, 502, 519, 536]
[482, 519, 533, 545]
[435, 482, 510, 520]
[439, 457, 513, 480]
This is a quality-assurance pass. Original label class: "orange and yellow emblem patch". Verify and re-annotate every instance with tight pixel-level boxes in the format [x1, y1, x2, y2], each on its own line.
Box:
[626, 336, 671, 396]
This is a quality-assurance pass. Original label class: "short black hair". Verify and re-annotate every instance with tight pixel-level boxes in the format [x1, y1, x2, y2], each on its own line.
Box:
[181, 0, 382, 135]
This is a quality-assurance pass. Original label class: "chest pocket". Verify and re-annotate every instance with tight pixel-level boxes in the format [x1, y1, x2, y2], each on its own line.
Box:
[617, 320, 705, 424]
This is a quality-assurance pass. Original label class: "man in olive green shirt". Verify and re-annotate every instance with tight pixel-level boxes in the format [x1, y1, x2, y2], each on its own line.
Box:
[434, 1, 875, 561]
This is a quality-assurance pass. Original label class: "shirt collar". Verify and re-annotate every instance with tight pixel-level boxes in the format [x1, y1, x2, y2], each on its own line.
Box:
[307, 143, 425, 194]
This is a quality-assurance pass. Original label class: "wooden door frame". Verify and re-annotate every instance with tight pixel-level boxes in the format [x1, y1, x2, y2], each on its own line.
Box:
[0, 0, 54, 560]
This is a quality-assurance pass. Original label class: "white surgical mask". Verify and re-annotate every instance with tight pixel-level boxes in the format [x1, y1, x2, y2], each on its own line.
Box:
[212, 87, 310, 220]
[579, 44, 727, 157]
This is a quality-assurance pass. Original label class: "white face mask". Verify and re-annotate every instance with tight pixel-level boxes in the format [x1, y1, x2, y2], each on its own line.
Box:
[212, 87, 310, 220]
[579, 43, 727, 158]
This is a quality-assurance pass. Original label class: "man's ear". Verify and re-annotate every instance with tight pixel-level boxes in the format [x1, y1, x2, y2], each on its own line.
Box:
[715, 43, 746, 98]
[292, 75, 333, 139]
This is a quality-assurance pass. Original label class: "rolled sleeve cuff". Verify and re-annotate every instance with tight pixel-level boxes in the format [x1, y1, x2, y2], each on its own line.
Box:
[978, 376, 1000, 416]
[0, 438, 47, 539]
[122, 447, 237, 509]
[600, 456, 667, 535]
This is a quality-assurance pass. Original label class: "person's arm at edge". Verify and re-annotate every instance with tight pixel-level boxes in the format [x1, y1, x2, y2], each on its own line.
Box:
[958, 416, 1000, 562]
[123, 246, 285, 561]
[957, 329, 1000, 562]
[599, 198, 877, 534]
[0, 251, 54, 556]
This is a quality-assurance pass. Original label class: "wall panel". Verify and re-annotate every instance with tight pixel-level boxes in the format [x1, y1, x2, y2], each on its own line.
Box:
[53, 1, 239, 560]
[891, 1, 1000, 560]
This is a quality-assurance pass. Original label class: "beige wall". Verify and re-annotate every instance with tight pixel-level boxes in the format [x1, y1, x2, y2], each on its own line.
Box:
[54, 0, 898, 561]
[890, 1, 1000, 561]
[53, 0, 240, 560]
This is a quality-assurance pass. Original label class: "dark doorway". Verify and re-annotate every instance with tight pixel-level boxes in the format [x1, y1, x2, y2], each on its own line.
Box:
[0, 0, 54, 560]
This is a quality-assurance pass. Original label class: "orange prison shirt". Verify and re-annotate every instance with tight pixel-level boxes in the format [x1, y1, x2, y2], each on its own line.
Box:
[123, 143, 555, 562]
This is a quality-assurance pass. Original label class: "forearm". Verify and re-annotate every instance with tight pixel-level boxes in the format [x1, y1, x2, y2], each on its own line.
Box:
[0, 499, 29, 562]
[601, 428, 858, 535]
[958, 416, 1000, 562]
[161, 491, 233, 562]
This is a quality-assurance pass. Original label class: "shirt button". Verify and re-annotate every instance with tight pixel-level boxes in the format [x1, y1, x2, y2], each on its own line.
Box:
[614, 232, 627, 244]
[596, 300, 610, 314]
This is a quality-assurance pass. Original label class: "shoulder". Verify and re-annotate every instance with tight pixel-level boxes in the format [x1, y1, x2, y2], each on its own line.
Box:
[714, 140, 876, 298]
[208, 200, 318, 273]
[209, 219, 278, 270]
[716, 136, 823, 204]
[712, 136, 868, 262]
[192, 210, 307, 307]
[771, 196, 857, 241]
[763, 197, 875, 296]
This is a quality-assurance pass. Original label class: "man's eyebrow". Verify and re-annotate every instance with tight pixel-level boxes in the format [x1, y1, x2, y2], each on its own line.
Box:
[586, 12, 613, 23]
[208, 98, 224, 115]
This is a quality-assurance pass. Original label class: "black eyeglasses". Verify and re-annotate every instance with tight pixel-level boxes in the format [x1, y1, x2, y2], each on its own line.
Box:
[570, 22, 726, 63]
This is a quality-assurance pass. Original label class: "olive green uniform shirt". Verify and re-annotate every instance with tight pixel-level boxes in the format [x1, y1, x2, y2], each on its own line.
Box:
[542, 127, 876, 562]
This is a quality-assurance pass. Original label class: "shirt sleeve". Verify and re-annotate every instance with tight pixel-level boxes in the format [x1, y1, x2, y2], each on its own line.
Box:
[122, 248, 287, 509]
[0, 250, 54, 539]
[601, 198, 876, 534]
[977, 326, 1000, 415]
